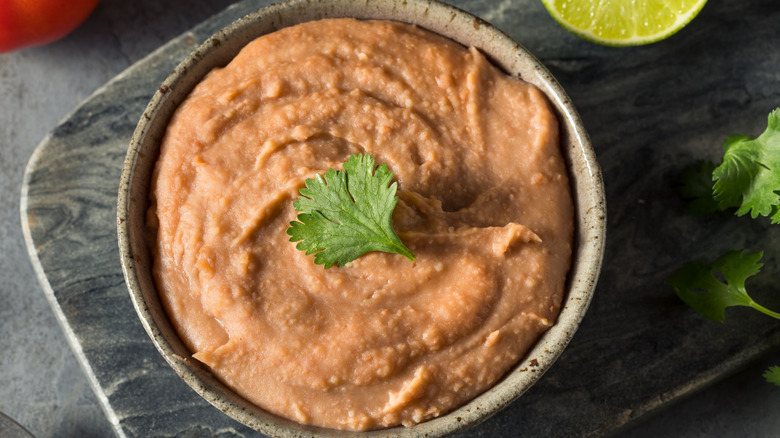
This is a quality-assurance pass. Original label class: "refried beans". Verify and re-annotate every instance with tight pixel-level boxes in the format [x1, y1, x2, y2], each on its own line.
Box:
[150, 18, 573, 431]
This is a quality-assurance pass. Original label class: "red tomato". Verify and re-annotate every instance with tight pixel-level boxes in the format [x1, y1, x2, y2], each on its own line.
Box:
[0, 0, 100, 53]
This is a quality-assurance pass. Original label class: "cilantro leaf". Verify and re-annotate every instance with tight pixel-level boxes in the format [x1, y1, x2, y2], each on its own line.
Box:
[677, 160, 724, 215]
[667, 250, 766, 322]
[673, 109, 780, 388]
[712, 108, 780, 222]
[286, 153, 415, 268]
[764, 366, 780, 386]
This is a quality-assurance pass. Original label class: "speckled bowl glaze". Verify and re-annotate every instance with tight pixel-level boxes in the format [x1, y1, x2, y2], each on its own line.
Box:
[117, 0, 606, 436]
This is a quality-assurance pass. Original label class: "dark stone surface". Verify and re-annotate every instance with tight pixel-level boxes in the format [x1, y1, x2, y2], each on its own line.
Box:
[16, 0, 780, 437]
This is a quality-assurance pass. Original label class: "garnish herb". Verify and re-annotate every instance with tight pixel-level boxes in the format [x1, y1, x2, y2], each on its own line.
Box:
[764, 366, 780, 386]
[672, 108, 780, 386]
[712, 109, 780, 220]
[677, 159, 721, 216]
[667, 250, 774, 322]
[286, 153, 415, 268]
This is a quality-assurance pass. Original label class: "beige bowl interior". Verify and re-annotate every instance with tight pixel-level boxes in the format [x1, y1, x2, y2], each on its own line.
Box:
[117, 0, 606, 436]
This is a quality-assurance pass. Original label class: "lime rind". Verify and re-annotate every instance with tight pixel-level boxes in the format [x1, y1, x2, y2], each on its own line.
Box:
[542, 0, 709, 47]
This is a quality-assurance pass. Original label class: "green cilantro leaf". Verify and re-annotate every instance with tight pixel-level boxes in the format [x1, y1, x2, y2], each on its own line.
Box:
[673, 109, 780, 388]
[712, 108, 780, 222]
[764, 366, 780, 386]
[677, 160, 723, 215]
[667, 250, 771, 322]
[286, 153, 415, 268]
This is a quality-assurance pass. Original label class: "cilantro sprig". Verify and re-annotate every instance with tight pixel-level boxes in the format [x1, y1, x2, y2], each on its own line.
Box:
[681, 109, 780, 219]
[713, 108, 780, 220]
[764, 366, 780, 386]
[286, 153, 415, 268]
[667, 250, 780, 322]
[677, 159, 722, 215]
[672, 108, 780, 386]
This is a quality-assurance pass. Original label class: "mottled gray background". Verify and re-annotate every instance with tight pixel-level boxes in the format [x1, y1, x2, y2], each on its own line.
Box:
[2, 0, 780, 437]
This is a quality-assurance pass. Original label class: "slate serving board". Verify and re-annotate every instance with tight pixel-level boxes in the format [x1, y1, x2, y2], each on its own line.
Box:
[20, 0, 780, 437]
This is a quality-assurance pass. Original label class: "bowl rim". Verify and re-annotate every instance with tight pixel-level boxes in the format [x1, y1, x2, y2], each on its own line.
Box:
[116, 0, 606, 436]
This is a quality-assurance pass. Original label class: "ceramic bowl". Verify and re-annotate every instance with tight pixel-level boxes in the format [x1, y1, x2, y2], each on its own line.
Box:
[117, 0, 606, 436]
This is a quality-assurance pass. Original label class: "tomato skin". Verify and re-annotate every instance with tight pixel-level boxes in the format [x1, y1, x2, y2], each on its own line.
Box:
[0, 0, 100, 53]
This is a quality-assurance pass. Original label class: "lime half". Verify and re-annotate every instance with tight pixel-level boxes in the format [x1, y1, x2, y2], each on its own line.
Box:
[542, 0, 708, 46]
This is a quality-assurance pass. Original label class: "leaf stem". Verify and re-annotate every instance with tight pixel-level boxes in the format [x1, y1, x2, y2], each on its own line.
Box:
[749, 301, 780, 320]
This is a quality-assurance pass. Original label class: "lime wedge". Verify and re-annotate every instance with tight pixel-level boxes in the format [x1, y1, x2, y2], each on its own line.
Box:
[541, 0, 708, 46]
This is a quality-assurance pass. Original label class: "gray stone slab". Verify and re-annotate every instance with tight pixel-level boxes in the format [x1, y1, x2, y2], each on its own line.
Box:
[19, 0, 780, 437]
